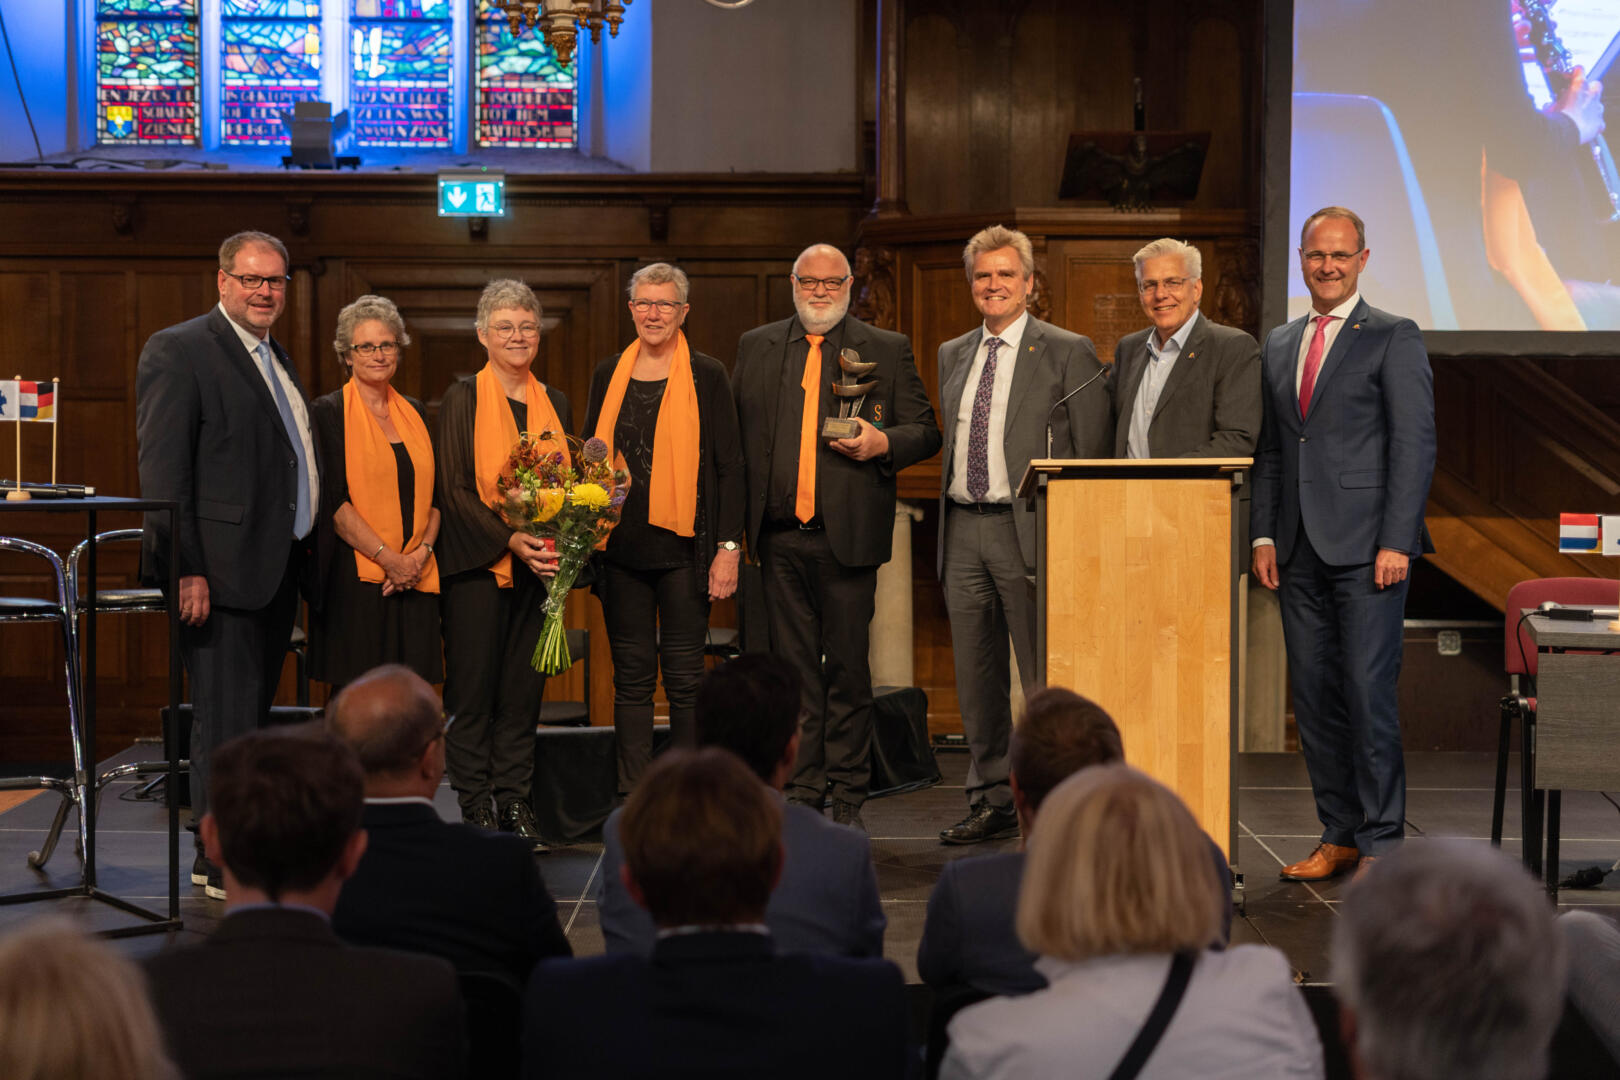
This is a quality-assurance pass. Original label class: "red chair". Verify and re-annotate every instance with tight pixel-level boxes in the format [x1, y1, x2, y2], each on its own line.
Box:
[1498, 577, 1617, 889]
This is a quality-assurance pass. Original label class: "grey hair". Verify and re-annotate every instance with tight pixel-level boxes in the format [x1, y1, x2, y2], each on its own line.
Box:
[1332, 841, 1566, 1080]
[963, 225, 1034, 280]
[1132, 238, 1202, 285]
[219, 230, 288, 273]
[333, 295, 412, 362]
[627, 262, 690, 304]
[476, 279, 542, 333]
[791, 243, 851, 278]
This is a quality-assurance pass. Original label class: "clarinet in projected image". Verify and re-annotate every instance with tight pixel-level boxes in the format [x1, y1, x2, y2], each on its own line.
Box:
[1522, 0, 1620, 222]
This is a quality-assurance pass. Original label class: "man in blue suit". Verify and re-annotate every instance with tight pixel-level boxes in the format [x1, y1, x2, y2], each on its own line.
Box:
[1251, 206, 1436, 882]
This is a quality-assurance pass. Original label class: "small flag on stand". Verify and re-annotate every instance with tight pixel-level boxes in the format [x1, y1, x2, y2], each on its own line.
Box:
[0, 380, 57, 422]
[1559, 512, 1601, 552]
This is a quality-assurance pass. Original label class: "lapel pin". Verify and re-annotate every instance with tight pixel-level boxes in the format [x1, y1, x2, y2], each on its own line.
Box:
[1027, 345, 1034, 352]
[1352, 323, 1361, 330]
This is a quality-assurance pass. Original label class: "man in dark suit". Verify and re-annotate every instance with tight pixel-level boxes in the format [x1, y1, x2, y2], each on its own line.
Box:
[524, 748, 910, 1080]
[1251, 206, 1436, 881]
[327, 664, 571, 985]
[137, 230, 319, 899]
[144, 728, 466, 1080]
[599, 653, 884, 957]
[733, 243, 941, 831]
[1110, 237, 1261, 459]
[935, 225, 1112, 846]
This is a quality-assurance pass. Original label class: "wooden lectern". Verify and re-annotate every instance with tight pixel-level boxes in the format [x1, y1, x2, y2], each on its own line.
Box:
[1018, 458, 1251, 863]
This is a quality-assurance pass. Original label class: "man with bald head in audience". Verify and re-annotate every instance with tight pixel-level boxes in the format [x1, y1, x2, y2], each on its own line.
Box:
[328, 664, 570, 986]
[732, 243, 940, 831]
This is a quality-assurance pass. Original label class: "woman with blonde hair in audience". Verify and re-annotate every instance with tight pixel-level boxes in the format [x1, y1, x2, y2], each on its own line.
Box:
[0, 916, 178, 1079]
[940, 764, 1324, 1080]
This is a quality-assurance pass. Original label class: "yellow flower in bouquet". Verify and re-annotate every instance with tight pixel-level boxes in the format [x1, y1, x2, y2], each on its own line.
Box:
[534, 487, 566, 523]
[569, 483, 610, 511]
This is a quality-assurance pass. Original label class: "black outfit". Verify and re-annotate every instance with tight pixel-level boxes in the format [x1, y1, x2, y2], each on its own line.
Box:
[136, 307, 315, 824]
[144, 906, 466, 1080]
[435, 376, 572, 819]
[308, 391, 443, 688]
[581, 351, 744, 795]
[333, 801, 571, 985]
[732, 315, 941, 808]
[522, 931, 912, 1080]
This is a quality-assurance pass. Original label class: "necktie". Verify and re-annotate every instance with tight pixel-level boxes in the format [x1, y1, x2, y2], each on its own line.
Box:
[258, 342, 312, 538]
[965, 337, 1002, 502]
[1298, 315, 1338, 420]
[796, 334, 824, 524]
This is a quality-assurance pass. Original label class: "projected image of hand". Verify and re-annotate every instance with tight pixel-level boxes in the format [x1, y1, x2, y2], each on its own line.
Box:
[1556, 67, 1606, 146]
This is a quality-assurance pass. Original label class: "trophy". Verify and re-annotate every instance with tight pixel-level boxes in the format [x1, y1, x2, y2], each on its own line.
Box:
[821, 348, 878, 440]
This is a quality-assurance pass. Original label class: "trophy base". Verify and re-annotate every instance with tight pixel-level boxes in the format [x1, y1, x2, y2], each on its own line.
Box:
[821, 417, 861, 440]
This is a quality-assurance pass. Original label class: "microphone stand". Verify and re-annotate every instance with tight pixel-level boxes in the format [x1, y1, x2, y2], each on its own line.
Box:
[1045, 365, 1109, 458]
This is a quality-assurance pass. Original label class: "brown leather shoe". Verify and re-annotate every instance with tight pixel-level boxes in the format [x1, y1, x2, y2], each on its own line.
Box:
[1279, 842, 1360, 881]
[1352, 855, 1378, 883]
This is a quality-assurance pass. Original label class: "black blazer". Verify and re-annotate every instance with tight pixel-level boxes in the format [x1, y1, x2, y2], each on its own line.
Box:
[732, 315, 940, 568]
[333, 801, 571, 986]
[143, 906, 467, 1080]
[136, 307, 316, 608]
[522, 931, 912, 1080]
[581, 349, 745, 581]
[1110, 314, 1263, 459]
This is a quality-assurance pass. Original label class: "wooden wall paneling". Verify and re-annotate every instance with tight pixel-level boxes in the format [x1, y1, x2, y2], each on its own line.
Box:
[1179, 14, 1250, 210]
[1060, 242, 1150, 361]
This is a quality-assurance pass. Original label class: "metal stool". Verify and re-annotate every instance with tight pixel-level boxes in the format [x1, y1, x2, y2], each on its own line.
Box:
[0, 536, 90, 870]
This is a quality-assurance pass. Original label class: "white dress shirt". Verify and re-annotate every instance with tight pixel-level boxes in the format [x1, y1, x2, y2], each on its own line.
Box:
[219, 302, 320, 537]
[948, 310, 1028, 505]
[1126, 309, 1200, 459]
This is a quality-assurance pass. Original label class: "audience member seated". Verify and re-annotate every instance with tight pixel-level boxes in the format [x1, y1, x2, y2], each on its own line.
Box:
[328, 663, 571, 985]
[143, 727, 468, 1080]
[0, 915, 178, 1080]
[1562, 910, 1620, 1066]
[1334, 841, 1566, 1080]
[524, 747, 912, 1079]
[598, 653, 884, 958]
[940, 764, 1322, 1080]
[918, 689, 1231, 1006]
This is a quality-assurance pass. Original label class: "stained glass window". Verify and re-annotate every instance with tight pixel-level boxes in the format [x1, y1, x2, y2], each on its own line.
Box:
[475, 0, 576, 148]
[220, 0, 323, 145]
[95, 0, 199, 145]
[348, 0, 452, 147]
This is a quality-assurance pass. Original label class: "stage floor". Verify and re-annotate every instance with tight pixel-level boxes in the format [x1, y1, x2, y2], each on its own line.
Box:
[1, 747, 1617, 982]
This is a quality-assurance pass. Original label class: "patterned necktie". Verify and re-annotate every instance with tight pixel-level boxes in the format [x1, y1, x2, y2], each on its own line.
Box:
[1297, 315, 1338, 419]
[796, 334, 824, 524]
[965, 336, 1003, 502]
[257, 341, 312, 538]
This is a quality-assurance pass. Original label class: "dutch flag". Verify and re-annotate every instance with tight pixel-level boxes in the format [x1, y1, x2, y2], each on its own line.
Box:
[1559, 513, 1601, 553]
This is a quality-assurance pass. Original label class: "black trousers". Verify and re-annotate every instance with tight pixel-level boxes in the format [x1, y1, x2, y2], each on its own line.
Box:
[599, 560, 710, 795]
[440, 568, 548, 814]
[179, 545, 301, 828]
[758, 525, 878, 807]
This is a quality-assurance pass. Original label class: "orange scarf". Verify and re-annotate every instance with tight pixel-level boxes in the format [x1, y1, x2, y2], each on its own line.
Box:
[474, 361, 567, 587]
[344, 380, 439, 593]
[591, 331, 700, 537]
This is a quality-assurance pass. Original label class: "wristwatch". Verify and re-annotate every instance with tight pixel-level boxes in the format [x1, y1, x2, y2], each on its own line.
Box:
[719, 540, 740, 552]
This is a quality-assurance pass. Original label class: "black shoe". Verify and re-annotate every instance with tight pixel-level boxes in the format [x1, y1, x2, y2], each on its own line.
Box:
[190, 851, 210, 887]
[499, 801, 551, 853]
[463, 803, 498, 831]
[830, 800, 867, 834]
[940, 803, 1019, 845]
[192, 853, 226, 901]
[787, 795, 825, 813]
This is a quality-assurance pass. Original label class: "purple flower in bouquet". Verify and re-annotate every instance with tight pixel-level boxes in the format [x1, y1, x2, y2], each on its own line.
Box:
[582, 437, 609, 464]
[610, 487, 628, 508]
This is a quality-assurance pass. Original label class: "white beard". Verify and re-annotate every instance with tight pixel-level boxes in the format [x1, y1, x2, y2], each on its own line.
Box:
[793, 292, 851, 336]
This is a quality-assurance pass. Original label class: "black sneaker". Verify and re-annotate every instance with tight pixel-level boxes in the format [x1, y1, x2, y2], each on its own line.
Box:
[192, 852, 226, 900]
[499, 801, 551, 854]
[830, 800, 867, 834]
[939, 803, 1019, 846]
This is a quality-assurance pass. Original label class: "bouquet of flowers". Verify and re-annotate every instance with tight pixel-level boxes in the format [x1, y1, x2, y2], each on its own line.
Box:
[489, 430, 630, 674]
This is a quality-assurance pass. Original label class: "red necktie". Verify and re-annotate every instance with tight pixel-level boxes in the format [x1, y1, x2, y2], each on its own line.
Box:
[1298, 315, 1338, 419]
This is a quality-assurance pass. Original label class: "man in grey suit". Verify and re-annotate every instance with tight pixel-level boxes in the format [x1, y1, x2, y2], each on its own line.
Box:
[936, 225, 1112, 845]
[598, 653, 885, 958]
[1110, 237, 1261, 459]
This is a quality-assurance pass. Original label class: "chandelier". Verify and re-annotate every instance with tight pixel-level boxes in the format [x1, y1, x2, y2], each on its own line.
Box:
[497, 1, 630, 66]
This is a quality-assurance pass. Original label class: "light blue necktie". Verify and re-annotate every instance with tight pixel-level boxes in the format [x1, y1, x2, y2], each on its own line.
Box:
[256, 341, 312, 538]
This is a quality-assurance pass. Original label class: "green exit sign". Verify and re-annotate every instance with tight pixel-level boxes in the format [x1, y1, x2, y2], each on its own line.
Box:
[438, 171, 506, 217]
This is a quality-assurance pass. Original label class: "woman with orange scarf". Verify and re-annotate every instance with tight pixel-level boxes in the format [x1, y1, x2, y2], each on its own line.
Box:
[583, 263, 744, 796]
[309, 295, 442, 690]
[435, 279, 571, 847]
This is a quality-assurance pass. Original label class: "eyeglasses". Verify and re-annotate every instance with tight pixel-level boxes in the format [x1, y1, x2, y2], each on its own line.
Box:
[349, 342, 400, 358]
[1300, 249, 1364, 266]
[630, 299, 682, 314]
[222, 270, 291, 291]
[1138, 277, 1191, 295]
[793, 274, 851, 294]
[490, 322, 540, 339]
